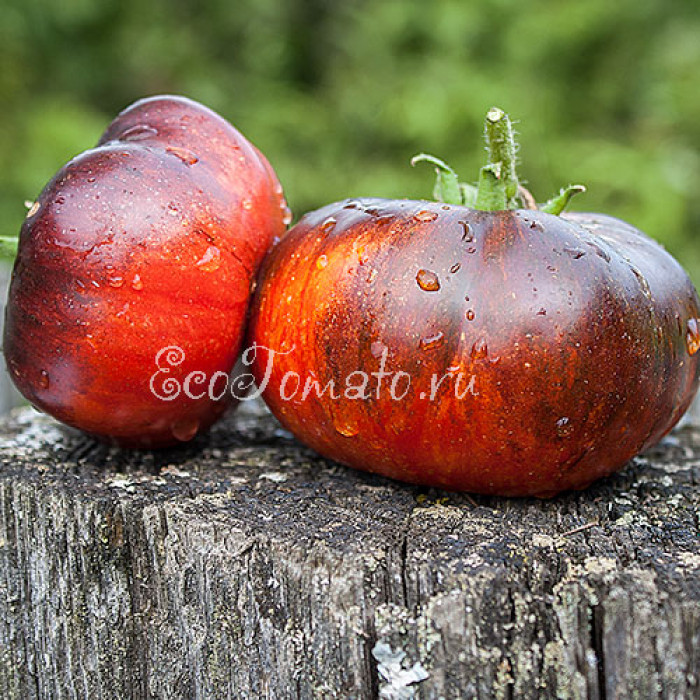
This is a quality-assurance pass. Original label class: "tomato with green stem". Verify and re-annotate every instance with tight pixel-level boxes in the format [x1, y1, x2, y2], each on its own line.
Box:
[247, 108, 700, 496]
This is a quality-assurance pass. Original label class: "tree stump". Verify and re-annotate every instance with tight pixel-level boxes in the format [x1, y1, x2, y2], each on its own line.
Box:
[0, 399, 698, 700]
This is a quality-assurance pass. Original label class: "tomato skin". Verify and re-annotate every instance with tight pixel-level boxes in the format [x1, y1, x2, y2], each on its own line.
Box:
[4, 96, 288, 447]
[247, 199, 700, 496]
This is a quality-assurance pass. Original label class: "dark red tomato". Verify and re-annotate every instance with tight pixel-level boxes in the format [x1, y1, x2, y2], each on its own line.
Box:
[4, 95, 289, 447]
[246, 110, 700, 496]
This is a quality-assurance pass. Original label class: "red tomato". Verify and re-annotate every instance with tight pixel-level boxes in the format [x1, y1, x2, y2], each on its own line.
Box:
[4, 96, 289, 447]
[247, 111, 700, 496]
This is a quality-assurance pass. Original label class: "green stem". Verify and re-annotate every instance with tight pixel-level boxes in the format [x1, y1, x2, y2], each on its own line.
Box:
[474, 163, 506, 211]
[483, 107, 519, 208]
[412, 107, 586, 215]
[541, 185, 586, 215]
[0, 236, 18, 259]
[410, 153, 463, 205]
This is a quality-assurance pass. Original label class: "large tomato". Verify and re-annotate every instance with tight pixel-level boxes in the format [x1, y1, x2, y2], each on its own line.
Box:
[247, 109, 699, 496]
[4, 95, 289, 447]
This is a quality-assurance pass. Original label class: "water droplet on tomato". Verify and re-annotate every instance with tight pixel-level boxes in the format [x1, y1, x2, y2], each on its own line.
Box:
[320, 217, 336, 232]
[242, 199, 253, 211]
[529, 220, 544, 232]
[459, 221, 473, 242]
[450, 262, 461, 273]
[171, 418, 200, 442]
[687, 318, 700, 355]
[414, 210, 438, 223]
[537, 307, 547, 316]
[630, 266, 652, 300]
[334, 415, 359, 438]
[564, 247, 586, 259]
[416, 269, 440, 291]
[355, 244, 369, 265]
[121, 124, 158, 141]
[465, 309, 475, 321]
[196, 246, 221, 272]
[470, 338, 488, 359]
[39, 370, 50, 389]
[108, 276, 124, 288]
[586, 241, 611, 262]
[26, 201, 40, 218]
[165, 146, 199, 165]
[316, 254, 328, 270]
[556, 417, 573, 438]
[419, 331, 445, 351]
[131, 274, 143, 291]
[282, 206, 293, 226]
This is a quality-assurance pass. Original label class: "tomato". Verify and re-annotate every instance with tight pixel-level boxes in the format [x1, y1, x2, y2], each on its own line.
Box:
[4, 95, 289, 447]
[247, 109, 700, 496]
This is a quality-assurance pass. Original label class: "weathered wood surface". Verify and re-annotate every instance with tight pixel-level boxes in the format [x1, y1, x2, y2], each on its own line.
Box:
[0, 398, 698, 700]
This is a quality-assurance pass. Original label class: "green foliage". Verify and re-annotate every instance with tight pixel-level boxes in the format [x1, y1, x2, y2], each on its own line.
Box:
[1, 0, 699, 281]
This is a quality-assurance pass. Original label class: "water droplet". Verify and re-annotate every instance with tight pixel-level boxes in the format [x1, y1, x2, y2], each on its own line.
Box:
[470, 338, 488, 359]
[365, 206, 380, 216]
[107, 275, 124, 288]
[55, 196, 65, 205]
[91, 280, 101, 289]
[282, 206, 293, 226]
[450, 262, 461, 274]
[529, 220, 544, 232]
[366, 268, 378, 284]
[87, 176, 96, 183]
[414, 210, 438, 223]
[131, 274, 143, 291]
[316, 254, 328, 270]
[630, 266, 652, 300]
[242, 199, 253, 211]
[556, 417, 573, 438]
[196, 246, 221, 272]
[121, 124, 158, 141]
[537, 307, 547, 316]
[320, 217, 337, 232]
[26, 201, 40, 218]
[459, 221, 473, 242]
[370, 341, 387, 358]
[355, 244, 369, 265]
[39, 370, 50, 389]
[586, 241, 611, 262]
[466, 247, 477, 254]
[416, 269, 440, 292]
[343, 200, 363, 210]
[563, 247, 586, 259]
[75, 279, 86, 290]
[419, 331, 445, 351]
[165, 146, 199, 165]
[335, 418, 359, 438]
[171, 417, 200, 442]
[465, 309, 475, 321]
[687, 318, 700, 355]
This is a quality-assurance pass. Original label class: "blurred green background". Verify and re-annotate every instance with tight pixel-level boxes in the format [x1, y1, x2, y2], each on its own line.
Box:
[1, 0, 699, 282]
